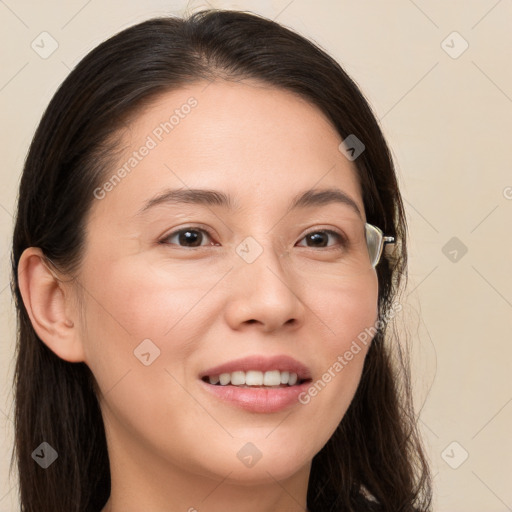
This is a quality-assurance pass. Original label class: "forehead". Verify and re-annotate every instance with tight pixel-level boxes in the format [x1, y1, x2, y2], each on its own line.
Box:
[89, 79, 364, 222]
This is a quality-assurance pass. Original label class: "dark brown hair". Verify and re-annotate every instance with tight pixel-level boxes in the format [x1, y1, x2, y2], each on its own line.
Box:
[10, 8, 432, 512]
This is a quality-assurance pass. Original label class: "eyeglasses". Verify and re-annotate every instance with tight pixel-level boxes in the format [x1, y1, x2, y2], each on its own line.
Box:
[281, 218, 395, 278]
[365, 223, 395, 268]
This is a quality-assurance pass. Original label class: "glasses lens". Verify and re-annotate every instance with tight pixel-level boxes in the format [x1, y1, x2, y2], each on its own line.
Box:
[365, 223, 384, 268]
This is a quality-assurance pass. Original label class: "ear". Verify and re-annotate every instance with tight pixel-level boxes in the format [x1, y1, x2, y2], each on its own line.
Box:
[17, 247, 86, 363]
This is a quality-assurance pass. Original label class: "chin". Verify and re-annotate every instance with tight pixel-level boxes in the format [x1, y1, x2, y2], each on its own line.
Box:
[191, 437, 315, 485]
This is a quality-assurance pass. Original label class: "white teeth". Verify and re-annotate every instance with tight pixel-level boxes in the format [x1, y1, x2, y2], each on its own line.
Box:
[230, 371, 246, 385]
[263, 370, 281, 386]
[205, 370, 301, 387]
[245, 370, 264, 386]
[219, 373, 231, 385]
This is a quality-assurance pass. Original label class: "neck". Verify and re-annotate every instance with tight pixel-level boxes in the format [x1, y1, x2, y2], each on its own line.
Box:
[102, 465, 311, 512]
[100, 425, 312, 512]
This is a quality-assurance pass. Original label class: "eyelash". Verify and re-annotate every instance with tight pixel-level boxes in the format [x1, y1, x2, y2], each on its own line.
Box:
[159, 226, 348, 250]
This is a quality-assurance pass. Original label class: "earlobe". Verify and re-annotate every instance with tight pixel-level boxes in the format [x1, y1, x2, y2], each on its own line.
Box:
[17, 247, 86, 363]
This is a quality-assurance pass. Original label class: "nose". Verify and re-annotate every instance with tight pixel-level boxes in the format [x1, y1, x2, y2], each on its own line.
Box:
[223, 238, 306, 333]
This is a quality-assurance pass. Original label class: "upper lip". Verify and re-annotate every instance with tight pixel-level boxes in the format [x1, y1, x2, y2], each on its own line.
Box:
[199, 355, 312, 380]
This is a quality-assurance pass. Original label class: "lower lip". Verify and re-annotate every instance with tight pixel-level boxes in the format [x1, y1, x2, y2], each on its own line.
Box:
[199, 379, 312, 413]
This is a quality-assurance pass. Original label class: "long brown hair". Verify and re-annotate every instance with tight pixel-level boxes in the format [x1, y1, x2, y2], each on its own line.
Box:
[10, 9, 432, 512]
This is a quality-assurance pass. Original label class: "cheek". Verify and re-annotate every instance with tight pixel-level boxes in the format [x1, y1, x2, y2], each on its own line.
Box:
[298, 272, 378, 432]
[76, 259, 224, 462]
[77, 258, 222, 403]
[311, 271, 379, 351]
[79, 257, 220, 347]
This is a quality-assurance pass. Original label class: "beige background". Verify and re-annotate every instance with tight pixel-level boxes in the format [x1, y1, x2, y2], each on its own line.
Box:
[1, 1, 511, 511]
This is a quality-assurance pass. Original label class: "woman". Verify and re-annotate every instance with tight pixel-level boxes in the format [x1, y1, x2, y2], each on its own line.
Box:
[10, 9, 432, 512]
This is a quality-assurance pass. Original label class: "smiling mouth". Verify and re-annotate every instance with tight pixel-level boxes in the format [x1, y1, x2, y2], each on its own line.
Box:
[201, 369, 310, 387]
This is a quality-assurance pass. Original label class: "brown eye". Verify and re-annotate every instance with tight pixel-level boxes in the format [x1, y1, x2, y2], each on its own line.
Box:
[161, 227, 216, 248]
[296, 229, 346, 249]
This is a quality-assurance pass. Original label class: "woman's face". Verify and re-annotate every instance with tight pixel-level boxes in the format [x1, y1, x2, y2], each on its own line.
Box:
[76, 79, 379, 486]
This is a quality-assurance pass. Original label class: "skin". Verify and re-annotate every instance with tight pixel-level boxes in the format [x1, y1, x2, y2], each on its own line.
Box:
[18, 79, 379, 512]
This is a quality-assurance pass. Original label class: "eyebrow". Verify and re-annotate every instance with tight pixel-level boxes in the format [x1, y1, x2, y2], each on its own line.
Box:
[136, 186, 363, 219]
